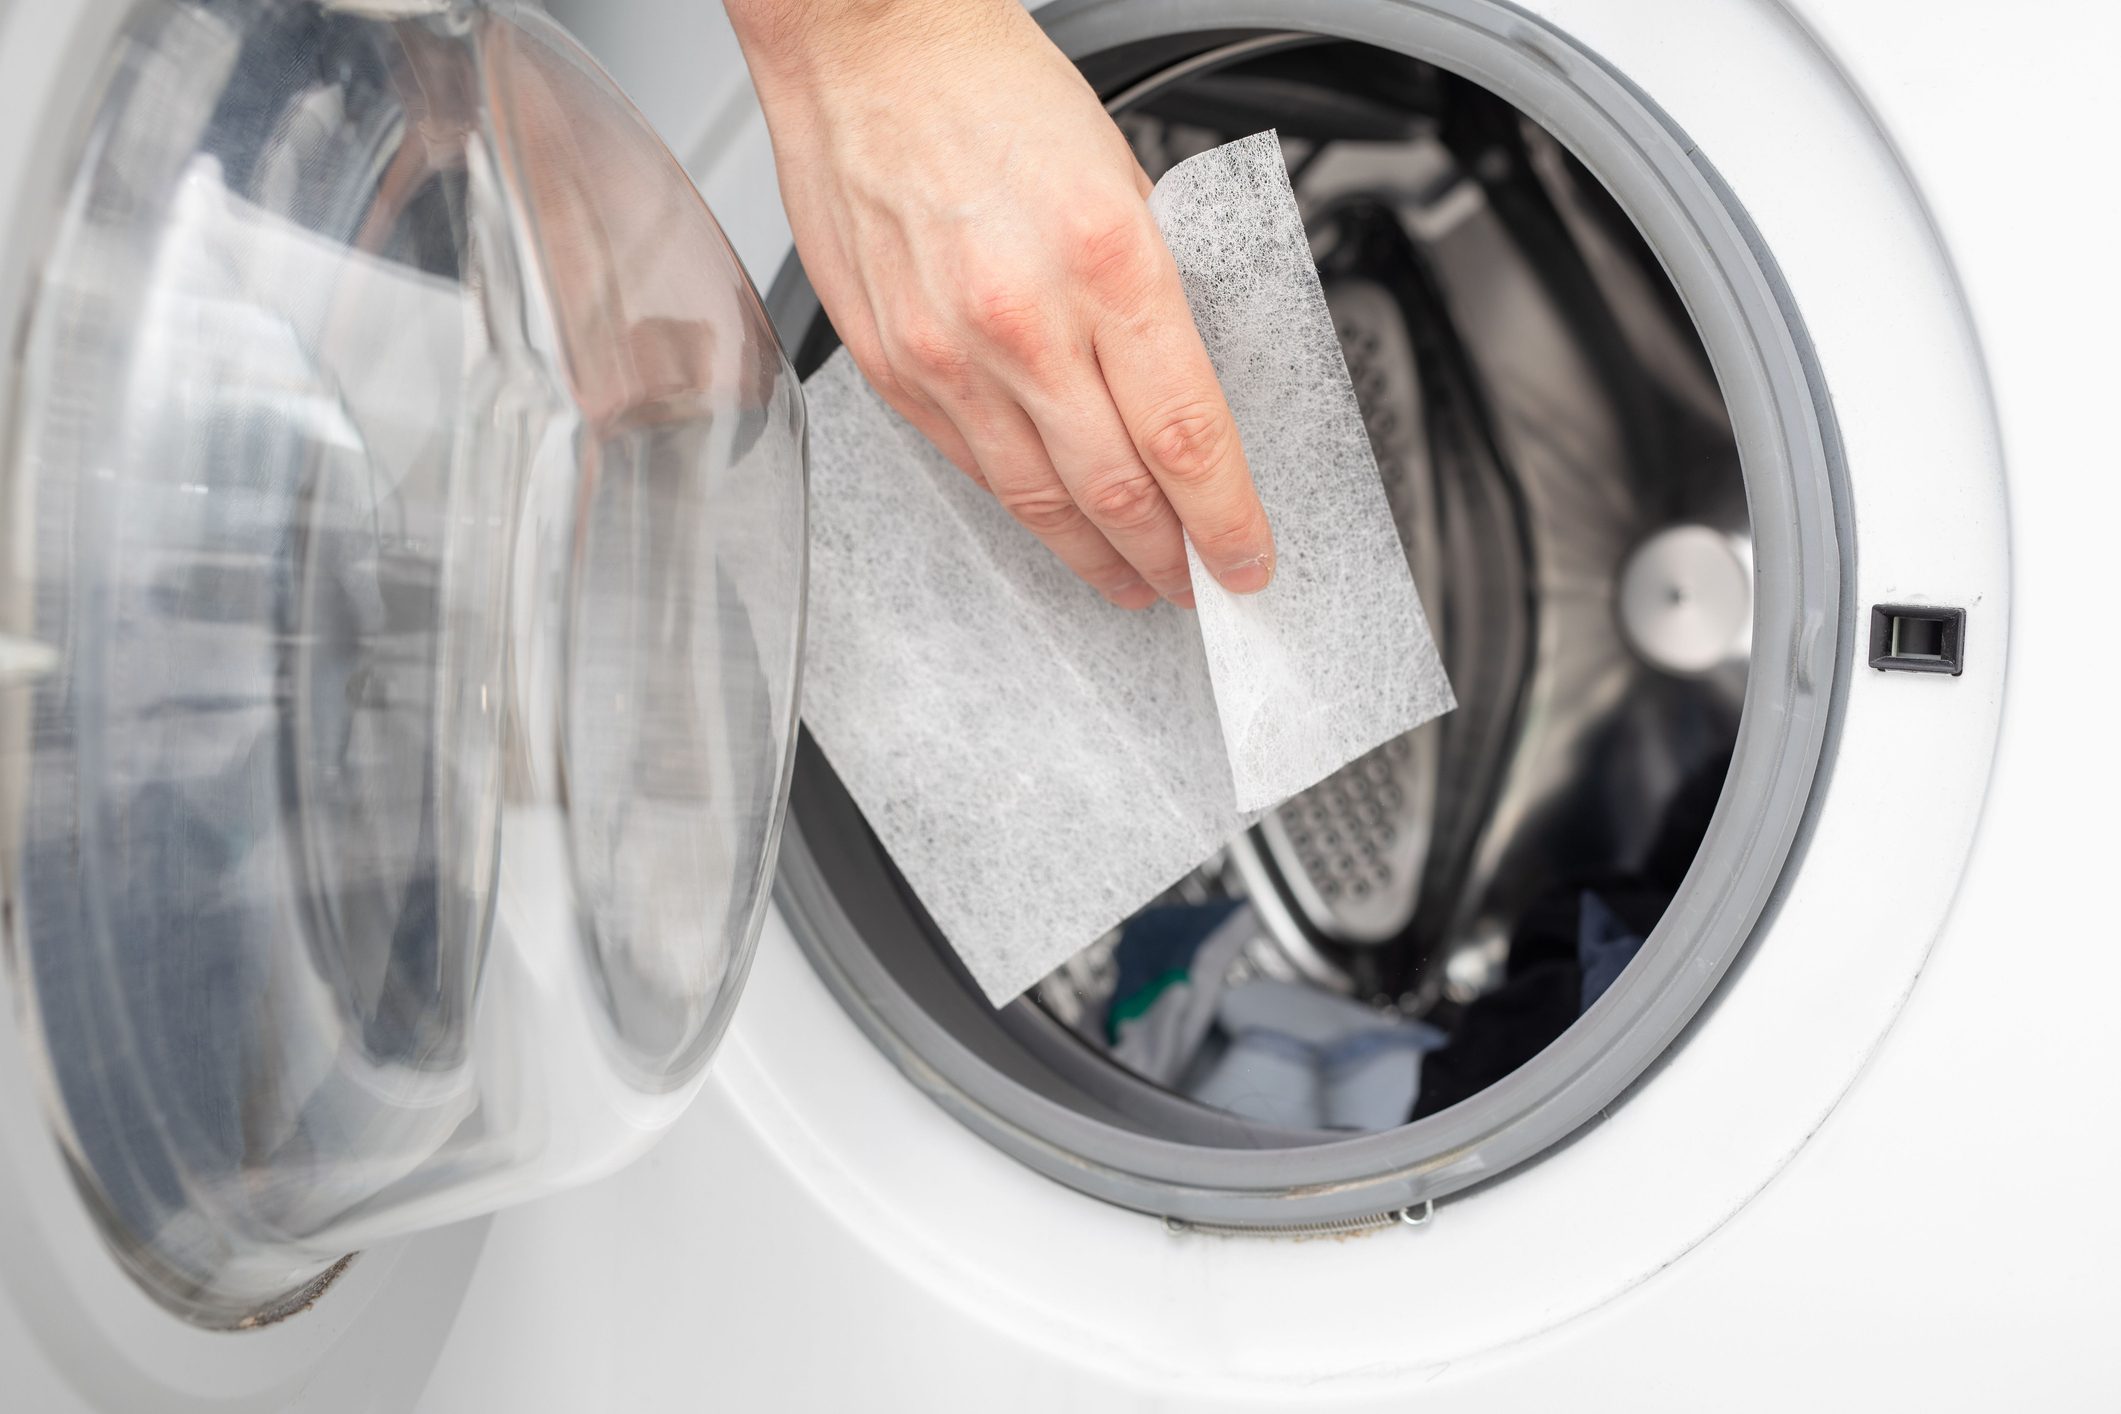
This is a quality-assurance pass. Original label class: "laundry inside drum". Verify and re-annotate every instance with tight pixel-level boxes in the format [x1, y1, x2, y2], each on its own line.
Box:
[781, 38, 1753, 1148]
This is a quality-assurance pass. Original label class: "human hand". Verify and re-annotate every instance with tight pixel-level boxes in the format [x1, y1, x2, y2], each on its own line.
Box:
[727, 0, 1274, 608]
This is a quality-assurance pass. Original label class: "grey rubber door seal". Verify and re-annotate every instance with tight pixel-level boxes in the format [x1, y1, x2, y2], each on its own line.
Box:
[769, 0, 1851, 1227]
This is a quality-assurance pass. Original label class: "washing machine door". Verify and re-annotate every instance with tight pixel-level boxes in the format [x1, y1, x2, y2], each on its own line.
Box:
[0, 0, 804, 1327]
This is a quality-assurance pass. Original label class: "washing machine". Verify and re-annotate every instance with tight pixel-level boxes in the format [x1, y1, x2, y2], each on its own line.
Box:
[0, 0, 2114, 1408]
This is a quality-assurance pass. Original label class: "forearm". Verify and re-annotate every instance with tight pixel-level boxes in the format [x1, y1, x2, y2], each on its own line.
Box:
[724, 0, 1019, 98]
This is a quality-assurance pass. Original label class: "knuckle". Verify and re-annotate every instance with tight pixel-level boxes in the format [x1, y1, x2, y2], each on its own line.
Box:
[963, 282, 1053, 365]
[1082, 467, 1168, 532]
[1139, 400, 1234, 488]
[996, 486, 1086, 537]
[891, 320, 971, 385]
[1186, 512, 1262, 561]
[1066, 209, 1154, 294]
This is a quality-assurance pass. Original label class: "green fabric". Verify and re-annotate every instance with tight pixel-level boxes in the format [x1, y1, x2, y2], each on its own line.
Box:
[1105, 967, 1191, 1043]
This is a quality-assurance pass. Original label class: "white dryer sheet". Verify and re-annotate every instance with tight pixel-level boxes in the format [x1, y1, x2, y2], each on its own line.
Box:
[801, 131, 1452, 1004]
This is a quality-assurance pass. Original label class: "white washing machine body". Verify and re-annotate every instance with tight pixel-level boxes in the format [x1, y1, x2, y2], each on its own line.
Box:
[2, 0, 2116, 1408]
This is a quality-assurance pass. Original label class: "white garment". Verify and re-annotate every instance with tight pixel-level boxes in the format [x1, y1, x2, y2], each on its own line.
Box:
[1187, 981, 1446, 1131]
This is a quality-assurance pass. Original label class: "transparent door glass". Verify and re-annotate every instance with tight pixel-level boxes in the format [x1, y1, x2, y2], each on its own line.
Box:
[0, 0, 804, 1324]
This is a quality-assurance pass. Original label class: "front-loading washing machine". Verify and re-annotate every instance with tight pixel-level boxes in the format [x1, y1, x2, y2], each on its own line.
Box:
[0, 0, 2112, 1408]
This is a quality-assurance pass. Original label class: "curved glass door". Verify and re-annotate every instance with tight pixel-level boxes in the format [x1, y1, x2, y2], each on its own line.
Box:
[0, 0, 804, 1325]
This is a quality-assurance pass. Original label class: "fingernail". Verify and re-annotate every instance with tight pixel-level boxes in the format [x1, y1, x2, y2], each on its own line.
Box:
[1166, 587, 1197, 610]
[1103, 578, 1157, 610]
[1216, 553, 1274, 595]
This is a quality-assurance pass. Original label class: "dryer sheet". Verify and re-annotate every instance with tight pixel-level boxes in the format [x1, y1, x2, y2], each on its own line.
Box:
[800, 131, 1453, 1005]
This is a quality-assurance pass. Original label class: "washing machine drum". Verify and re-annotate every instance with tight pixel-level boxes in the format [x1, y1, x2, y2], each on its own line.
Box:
[0, 0, 803, 1324]
[771, 26, 1837, 1230]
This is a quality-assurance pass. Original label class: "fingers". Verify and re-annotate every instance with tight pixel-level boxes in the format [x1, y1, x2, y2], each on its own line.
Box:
[1009, 364, 1196, 607]
[862, 314, 1154, 609]
[953, 389, 1158, 609]
[1088, 236, 1275, 594]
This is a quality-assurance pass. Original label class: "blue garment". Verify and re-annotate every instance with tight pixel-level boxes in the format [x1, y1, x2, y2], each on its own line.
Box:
[1105, 901, 1253, 1086]
[1105, 900, 1246, 1044]
[1577, 890, 1646, 1012]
